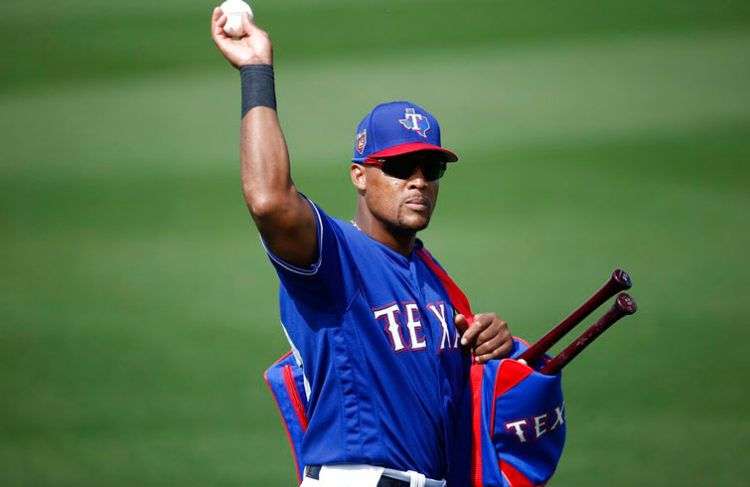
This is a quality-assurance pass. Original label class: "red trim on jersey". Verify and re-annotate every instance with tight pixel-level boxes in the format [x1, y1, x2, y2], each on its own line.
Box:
[500, 460, 536, 487]
[283, 364, 309, 431]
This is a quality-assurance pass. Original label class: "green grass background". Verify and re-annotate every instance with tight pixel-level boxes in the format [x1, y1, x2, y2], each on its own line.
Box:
[2, 0, 749, 485]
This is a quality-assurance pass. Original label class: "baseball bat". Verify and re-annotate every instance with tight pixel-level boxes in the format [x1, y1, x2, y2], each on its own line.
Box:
[539, 293, 637, 374]
[518, 269, 632, 364]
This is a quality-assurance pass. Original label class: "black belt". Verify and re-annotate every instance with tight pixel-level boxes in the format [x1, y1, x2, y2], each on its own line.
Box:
[305, 465, 410, 487]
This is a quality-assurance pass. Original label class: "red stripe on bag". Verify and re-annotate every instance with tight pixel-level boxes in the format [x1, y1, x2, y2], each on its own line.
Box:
[494, 360, 533, 397]
[283, 364, 309, 431]
[263, 361, 303, 484]
[489, 360, 533, 435]
[470, 363, 486, 487]
[500, 460, 536, 487]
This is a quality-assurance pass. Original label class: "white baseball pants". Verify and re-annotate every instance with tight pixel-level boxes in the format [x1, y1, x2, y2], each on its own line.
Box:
[299, 464, 447, 487]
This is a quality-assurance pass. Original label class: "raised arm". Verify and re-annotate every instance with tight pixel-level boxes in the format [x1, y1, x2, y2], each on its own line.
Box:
[211, 7, 317, 267]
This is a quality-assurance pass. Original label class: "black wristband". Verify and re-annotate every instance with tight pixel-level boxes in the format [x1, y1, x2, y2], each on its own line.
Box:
[240, 64, 276, 117]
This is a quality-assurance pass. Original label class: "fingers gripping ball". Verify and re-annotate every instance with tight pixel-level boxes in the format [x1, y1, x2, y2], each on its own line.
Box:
[220, 0, 254, 38]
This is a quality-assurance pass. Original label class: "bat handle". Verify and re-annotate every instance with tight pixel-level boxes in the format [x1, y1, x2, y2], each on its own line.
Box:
[539, 293, 637, 375]
[519, 269, 631, 363]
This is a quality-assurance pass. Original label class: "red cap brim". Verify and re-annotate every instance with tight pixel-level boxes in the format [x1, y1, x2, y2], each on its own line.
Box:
[366, 142, 459, 163]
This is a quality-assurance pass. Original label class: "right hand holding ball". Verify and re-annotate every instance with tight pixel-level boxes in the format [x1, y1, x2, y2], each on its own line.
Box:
[220, 0, 254, 38]
[211, 2, 272, 68]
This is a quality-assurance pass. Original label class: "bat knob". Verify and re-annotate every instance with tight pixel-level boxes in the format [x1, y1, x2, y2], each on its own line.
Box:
[612, 269, 632, 289]
[615, 293, 637, 315]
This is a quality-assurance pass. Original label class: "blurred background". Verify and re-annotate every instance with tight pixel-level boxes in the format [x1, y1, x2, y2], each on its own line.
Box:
[2, 0, 749, 485]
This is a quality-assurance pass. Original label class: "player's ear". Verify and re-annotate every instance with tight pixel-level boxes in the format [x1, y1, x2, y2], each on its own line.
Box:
[350, 163, 367, 191]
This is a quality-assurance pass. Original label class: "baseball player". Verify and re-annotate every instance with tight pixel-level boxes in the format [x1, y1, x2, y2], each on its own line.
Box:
[211, 8, 514, 487]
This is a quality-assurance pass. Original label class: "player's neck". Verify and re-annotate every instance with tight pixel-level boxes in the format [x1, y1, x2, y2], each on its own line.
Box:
[352, 210, 416, 257]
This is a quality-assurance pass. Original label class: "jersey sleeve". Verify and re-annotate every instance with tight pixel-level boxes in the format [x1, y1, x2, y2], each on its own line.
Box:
[260, 195, 356, 311]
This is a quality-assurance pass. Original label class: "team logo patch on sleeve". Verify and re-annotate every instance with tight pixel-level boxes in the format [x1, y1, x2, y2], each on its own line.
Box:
[399, 108, 430, 138]
[356, 129, 367, 154]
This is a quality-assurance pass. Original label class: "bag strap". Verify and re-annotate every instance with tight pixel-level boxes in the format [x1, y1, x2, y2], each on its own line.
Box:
[416, 247, 485, 487]
[415, 247, 475, 326]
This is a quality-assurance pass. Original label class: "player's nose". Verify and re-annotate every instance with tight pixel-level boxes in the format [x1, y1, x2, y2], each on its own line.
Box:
[407, 165, 429, 189]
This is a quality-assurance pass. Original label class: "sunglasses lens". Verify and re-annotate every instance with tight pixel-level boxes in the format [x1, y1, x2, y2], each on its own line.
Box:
[423, 162, 447, 181]
[381, 160, 416, 180]
[380, 160, 447, 181]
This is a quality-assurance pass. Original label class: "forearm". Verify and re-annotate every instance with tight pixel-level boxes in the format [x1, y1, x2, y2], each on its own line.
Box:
[240, 104, 296, 216]
[238, 65, 303, 224]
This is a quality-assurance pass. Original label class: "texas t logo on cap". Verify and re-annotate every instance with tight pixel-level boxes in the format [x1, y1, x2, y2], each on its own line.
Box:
[351, 100, 459, 163]
[399, 108, 430, 138]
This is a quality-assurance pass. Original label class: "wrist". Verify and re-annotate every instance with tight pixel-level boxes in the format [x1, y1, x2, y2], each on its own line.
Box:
[240, 64, 277, 117]
[240, 61, 272, 69]
[238, 55, 272, 68]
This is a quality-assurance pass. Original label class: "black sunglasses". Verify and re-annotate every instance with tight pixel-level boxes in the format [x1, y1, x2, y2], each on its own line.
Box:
[365, 157, 448, 182]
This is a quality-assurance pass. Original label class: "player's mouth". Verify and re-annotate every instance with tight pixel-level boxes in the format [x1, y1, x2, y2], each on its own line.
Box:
[404, 196, 432, 212]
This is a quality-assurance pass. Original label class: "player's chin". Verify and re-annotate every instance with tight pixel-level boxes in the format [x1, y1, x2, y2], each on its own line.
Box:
[397, 208, 432, 232]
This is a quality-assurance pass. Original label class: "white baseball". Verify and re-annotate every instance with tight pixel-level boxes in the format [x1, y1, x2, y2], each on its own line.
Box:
[220, 0, 254, 39]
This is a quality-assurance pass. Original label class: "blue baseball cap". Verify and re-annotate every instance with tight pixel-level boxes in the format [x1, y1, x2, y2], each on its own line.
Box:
[352, 101, 459, 163]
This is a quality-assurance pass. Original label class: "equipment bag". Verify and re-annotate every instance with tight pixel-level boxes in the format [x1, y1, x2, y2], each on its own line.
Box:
[471, 338, 565, 487]
[263, 351, 308, 483]
[263, 247, 565, 486]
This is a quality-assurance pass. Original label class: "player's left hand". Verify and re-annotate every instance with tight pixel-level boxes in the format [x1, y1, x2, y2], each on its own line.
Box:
[456, 312, 513, 363]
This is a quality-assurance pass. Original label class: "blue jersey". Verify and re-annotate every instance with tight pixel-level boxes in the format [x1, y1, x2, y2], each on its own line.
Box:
[263, 198, 472, 481]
